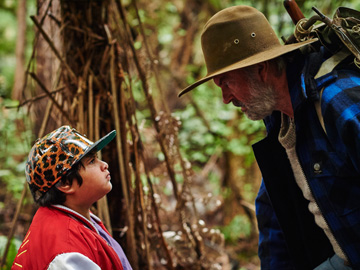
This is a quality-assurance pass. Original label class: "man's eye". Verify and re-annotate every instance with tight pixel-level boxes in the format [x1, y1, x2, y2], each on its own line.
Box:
[220, 79, 229, 88]
[219, 78, 224, 87]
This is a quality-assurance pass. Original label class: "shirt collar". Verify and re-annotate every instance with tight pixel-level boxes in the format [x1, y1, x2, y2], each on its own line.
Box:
[287, 51, 338, 114]
[51, 204, 100, 233]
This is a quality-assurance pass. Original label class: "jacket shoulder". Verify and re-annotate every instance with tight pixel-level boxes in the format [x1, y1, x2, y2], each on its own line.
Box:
[12, 207, 98, 269]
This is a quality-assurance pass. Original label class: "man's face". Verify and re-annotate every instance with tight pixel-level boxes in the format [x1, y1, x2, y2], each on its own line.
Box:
[213, 66, 277, 120]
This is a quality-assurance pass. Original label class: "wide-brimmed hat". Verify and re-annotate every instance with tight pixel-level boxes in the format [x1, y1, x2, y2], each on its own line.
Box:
[25, 125, 116, 200]
[178, 5, 317, 97]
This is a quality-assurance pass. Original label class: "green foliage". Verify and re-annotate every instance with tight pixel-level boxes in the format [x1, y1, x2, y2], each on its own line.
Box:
[0, 5, 16, 98]
[0, 99, 33, 199]
[174, 80, 265, 169]
[243, 183, 256, 202]
[0, 0, 35, 98]
[0, 57, 15, 97]
[0, 8, 17, 55]
[0, 236, 22, 270]
[218, 214, 251, 244]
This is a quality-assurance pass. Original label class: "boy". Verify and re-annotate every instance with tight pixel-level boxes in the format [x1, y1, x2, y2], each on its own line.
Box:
[12, 125, 132, 270]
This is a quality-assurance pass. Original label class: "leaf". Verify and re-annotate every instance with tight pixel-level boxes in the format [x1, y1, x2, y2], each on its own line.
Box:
[0, 236, 22, 269]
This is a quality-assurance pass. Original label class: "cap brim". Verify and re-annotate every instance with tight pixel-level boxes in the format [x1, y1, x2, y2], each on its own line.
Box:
[82, 130, 116, 158]
[178, 38, 318, 97]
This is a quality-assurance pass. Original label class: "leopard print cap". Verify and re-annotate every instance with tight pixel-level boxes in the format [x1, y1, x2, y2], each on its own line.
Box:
[25, 126, 94, 200]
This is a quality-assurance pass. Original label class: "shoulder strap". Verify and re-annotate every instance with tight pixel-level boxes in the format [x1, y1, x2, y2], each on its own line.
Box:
[313, 49, 351, 134]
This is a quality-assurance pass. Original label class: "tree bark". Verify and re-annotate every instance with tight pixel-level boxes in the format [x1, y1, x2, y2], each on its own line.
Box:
[34, 0, 61, 136]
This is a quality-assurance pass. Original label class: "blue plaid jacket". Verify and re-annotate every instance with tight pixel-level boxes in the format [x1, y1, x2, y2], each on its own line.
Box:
[253, 51, 360, 270]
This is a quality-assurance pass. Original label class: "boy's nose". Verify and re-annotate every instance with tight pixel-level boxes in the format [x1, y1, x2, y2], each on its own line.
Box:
[101, 160, 109, 170]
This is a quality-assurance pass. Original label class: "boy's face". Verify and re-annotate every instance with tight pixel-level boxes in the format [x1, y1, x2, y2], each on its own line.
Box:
[74, 154, 112, 206]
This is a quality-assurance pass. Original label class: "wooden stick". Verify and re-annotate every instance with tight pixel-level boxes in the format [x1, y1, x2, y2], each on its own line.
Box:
[19, 0, 53, 102]
[30, 15, 78, 84]
[116, 0, 179, 200]
[131, 126, 152, 270]
[132, 0, 169, 113]
[283, 0, 305, 24]
[95, 95, 113, 235]
[19, 86, 66, 107]
[117, 19, 175, 268]
[77, 77, 84, 132]
[109, 42, 138, 268]
[29, 72, 73, 125]
[128, 109, 173, 270]
[0, 182, 27, 268]
[39, 97, 53, 138]
[110, 45, 130, 218]
[88, 75, 94, 140]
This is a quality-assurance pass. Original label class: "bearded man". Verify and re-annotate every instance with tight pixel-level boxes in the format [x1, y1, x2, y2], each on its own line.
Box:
[179, 5, 360, 270]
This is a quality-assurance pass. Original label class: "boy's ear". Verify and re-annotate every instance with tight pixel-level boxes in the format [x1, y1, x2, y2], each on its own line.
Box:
[56, 181, 76, 194]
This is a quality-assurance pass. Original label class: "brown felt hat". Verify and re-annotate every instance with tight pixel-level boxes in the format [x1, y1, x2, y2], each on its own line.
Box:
[178, 5, 317, 97]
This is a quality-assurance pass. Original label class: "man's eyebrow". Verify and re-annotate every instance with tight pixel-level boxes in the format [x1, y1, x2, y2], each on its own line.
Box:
[213, 76, 222, 86]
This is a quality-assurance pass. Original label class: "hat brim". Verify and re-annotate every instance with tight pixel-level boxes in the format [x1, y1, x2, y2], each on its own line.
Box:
[178, 38, 318, 97]
[81, 130, 116, 161]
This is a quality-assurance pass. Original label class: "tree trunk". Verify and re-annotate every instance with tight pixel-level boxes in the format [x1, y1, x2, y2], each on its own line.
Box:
[12, 0, 27, 101]
[34, 0, 61, 136]
[58, 1, 138, 267]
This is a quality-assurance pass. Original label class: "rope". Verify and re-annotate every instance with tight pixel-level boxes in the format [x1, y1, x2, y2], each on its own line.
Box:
[294, 18, 315, 42]
[355, 57, 360, 69]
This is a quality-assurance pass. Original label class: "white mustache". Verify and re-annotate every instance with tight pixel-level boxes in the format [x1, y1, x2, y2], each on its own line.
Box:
[232, 100, 244, 108]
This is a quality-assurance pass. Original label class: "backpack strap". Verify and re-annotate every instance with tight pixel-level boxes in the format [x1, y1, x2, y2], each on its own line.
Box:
[314, 49, 351, 134]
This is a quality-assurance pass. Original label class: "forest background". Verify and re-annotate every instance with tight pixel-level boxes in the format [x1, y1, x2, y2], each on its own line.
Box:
[0, 0, 359, 269]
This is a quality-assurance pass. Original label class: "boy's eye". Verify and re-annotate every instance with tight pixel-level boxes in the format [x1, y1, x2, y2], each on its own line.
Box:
[89, 157, 96, 164]
[85, 153, 98, 165]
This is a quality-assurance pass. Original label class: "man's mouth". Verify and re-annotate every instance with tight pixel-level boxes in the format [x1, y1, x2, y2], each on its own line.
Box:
[232, 100, 244, 108]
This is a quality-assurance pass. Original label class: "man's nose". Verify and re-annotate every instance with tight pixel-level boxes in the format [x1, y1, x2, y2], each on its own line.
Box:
[221, 88, 232, 104]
